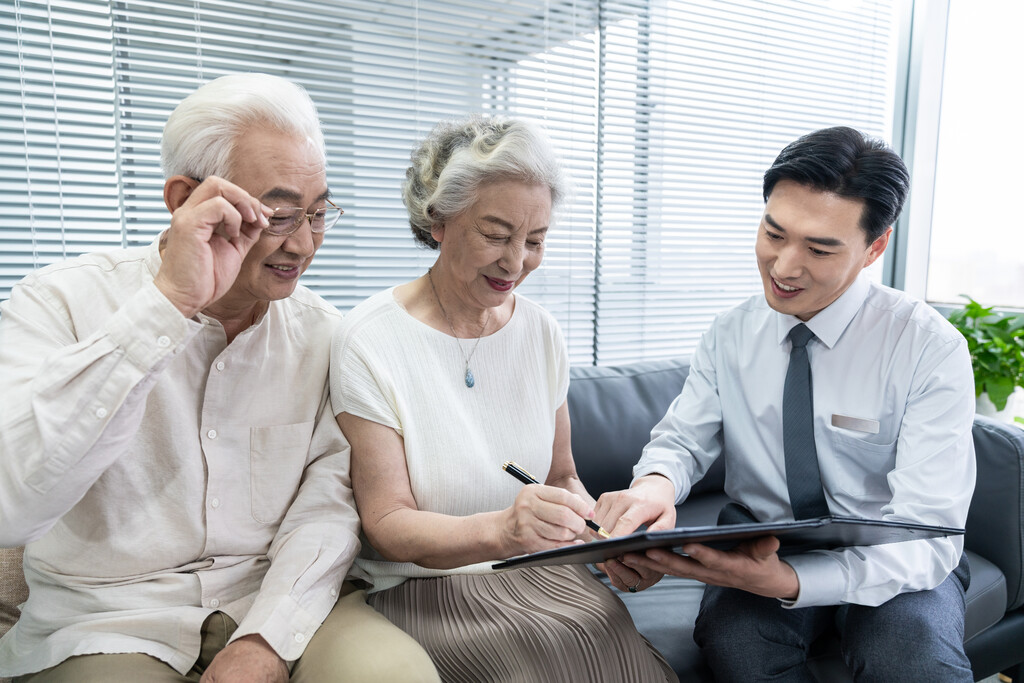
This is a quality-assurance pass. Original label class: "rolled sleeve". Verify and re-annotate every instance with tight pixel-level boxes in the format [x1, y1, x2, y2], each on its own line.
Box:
[232, 542, 348, 661]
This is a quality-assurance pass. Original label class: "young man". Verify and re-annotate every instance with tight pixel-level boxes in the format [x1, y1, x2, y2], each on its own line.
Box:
[596, 127, 975, 681]
[0, 73, 437, 683]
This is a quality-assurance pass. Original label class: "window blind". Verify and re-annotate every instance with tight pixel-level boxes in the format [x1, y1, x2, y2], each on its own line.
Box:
[2, 0, 903, 366]
[593, 0, 900, 363]
[1, 1, 121, 293]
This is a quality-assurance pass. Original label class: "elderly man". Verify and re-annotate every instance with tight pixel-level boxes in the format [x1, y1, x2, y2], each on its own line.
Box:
[0, 73, 437, 683]
[597, 127, 975, 681]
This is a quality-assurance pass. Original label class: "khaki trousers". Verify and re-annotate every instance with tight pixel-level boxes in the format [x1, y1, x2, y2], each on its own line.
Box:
[16, 582, 439, 683]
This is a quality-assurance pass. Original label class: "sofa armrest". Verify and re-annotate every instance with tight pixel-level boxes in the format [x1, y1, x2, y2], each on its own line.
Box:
[965, 416, 1024, 610]
[0, 546, 26, 640]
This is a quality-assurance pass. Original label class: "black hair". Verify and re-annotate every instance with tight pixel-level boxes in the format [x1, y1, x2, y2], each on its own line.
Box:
[763, 126, 910, 243]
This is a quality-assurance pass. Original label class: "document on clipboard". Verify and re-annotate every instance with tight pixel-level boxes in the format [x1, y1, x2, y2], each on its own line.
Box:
[491, 515, 963, 570]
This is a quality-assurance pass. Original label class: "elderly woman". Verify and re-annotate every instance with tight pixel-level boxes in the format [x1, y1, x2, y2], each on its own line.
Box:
[330, 116, 677, 682]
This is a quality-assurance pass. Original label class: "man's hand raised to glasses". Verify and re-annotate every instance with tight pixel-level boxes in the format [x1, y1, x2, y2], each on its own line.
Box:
[155, 176, 272, 318]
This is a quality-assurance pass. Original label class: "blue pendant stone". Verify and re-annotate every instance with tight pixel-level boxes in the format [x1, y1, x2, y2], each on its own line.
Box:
[464, 368, 475, 388]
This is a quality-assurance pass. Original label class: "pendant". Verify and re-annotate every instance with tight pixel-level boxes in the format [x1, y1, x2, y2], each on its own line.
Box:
[464, 367, 475, 388]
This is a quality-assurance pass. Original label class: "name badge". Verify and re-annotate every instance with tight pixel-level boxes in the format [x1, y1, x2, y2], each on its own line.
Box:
[831, 414, 880, 434]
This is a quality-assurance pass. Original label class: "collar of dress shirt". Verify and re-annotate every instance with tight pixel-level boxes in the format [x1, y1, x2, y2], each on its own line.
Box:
[773, 273, 870, 350]
[146, 235, 163, 277]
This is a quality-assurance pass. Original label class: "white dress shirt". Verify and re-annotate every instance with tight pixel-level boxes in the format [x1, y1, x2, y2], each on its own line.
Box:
[0, 239, 359, 677]
[634, 274, 976, 608]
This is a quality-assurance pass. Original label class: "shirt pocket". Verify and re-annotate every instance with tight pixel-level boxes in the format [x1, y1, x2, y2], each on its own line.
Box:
[250, 421, 315, 525]
[826, 428, 897, 498]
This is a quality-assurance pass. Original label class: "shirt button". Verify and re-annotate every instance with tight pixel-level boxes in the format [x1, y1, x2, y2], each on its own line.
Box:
[207, 429, 217, 439]
[95, 407, 108, 419]
[156, 335, 170, 348]
[210, 497, 220, 509]
[216, 361, 225, 371]
[330, 588, 338, 598]
[209, 598, 220, 608]
[294, 633, 305, 644]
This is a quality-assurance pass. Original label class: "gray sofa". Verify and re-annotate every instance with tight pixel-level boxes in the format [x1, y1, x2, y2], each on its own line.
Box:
[568, 358, 1024, 682]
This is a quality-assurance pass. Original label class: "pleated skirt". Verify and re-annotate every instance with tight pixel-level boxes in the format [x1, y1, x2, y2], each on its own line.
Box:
[368, 564, 679, 683]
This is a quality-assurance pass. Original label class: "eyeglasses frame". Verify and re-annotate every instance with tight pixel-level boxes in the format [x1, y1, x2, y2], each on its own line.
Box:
[185, 177, 344, 237]
[265, 198, 344, 236]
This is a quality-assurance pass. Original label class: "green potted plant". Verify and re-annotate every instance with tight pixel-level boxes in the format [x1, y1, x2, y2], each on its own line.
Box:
[946, 296, 1024, 424]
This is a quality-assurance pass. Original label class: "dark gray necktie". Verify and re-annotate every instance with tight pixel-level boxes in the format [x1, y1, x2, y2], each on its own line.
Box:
[783, 323, 830, 519]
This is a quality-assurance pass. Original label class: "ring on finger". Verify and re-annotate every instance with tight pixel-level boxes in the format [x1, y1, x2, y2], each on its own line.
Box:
[628, 579, 641, 593]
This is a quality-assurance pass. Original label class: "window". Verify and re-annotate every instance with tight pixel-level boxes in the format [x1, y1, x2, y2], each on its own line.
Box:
[589, 0, 901, 362]
[926, 0, 1024, 310]
[2, 0, 905, 365]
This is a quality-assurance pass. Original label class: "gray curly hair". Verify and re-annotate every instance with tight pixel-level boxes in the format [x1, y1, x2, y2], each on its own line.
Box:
[402, 115, 567, 249]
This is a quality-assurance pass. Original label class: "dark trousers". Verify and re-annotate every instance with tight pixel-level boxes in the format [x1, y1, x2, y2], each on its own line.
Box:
[693, 555, 973, 682]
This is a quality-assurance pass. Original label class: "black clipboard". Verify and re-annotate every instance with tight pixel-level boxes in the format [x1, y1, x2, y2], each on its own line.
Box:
[491, 515, 963, 570]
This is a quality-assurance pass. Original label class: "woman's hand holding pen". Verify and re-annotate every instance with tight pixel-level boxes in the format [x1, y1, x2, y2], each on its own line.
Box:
[498, 484, 599, 557]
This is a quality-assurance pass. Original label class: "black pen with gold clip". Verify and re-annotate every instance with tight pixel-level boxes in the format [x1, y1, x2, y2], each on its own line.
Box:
[502, 460, 611, 539]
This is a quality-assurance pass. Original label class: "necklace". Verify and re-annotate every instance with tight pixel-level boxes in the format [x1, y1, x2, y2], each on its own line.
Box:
[427, 268, 491, 388]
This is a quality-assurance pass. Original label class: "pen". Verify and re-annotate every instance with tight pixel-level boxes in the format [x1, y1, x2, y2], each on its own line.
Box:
[502, 460, 611, 539]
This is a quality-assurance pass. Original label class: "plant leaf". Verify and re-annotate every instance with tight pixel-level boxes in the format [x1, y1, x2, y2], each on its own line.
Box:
[949, 297, 1024, 407]
[985, 376, 1016, 411]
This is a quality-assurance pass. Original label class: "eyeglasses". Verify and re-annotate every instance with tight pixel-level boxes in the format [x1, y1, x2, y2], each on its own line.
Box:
[186, 178, 344, 236]
[265, 199, 344, 236]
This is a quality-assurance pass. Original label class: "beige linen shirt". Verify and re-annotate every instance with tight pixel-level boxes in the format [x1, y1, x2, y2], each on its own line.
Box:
[0, 239, 359, 677]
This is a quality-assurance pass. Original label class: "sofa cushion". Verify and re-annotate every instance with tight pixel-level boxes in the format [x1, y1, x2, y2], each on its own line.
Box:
[964, 551, 1008, 642]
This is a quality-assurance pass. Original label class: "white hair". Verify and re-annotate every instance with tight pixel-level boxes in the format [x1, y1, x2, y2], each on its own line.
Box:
[160, 72, 326, 180]
[402, 115, 568, 249]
